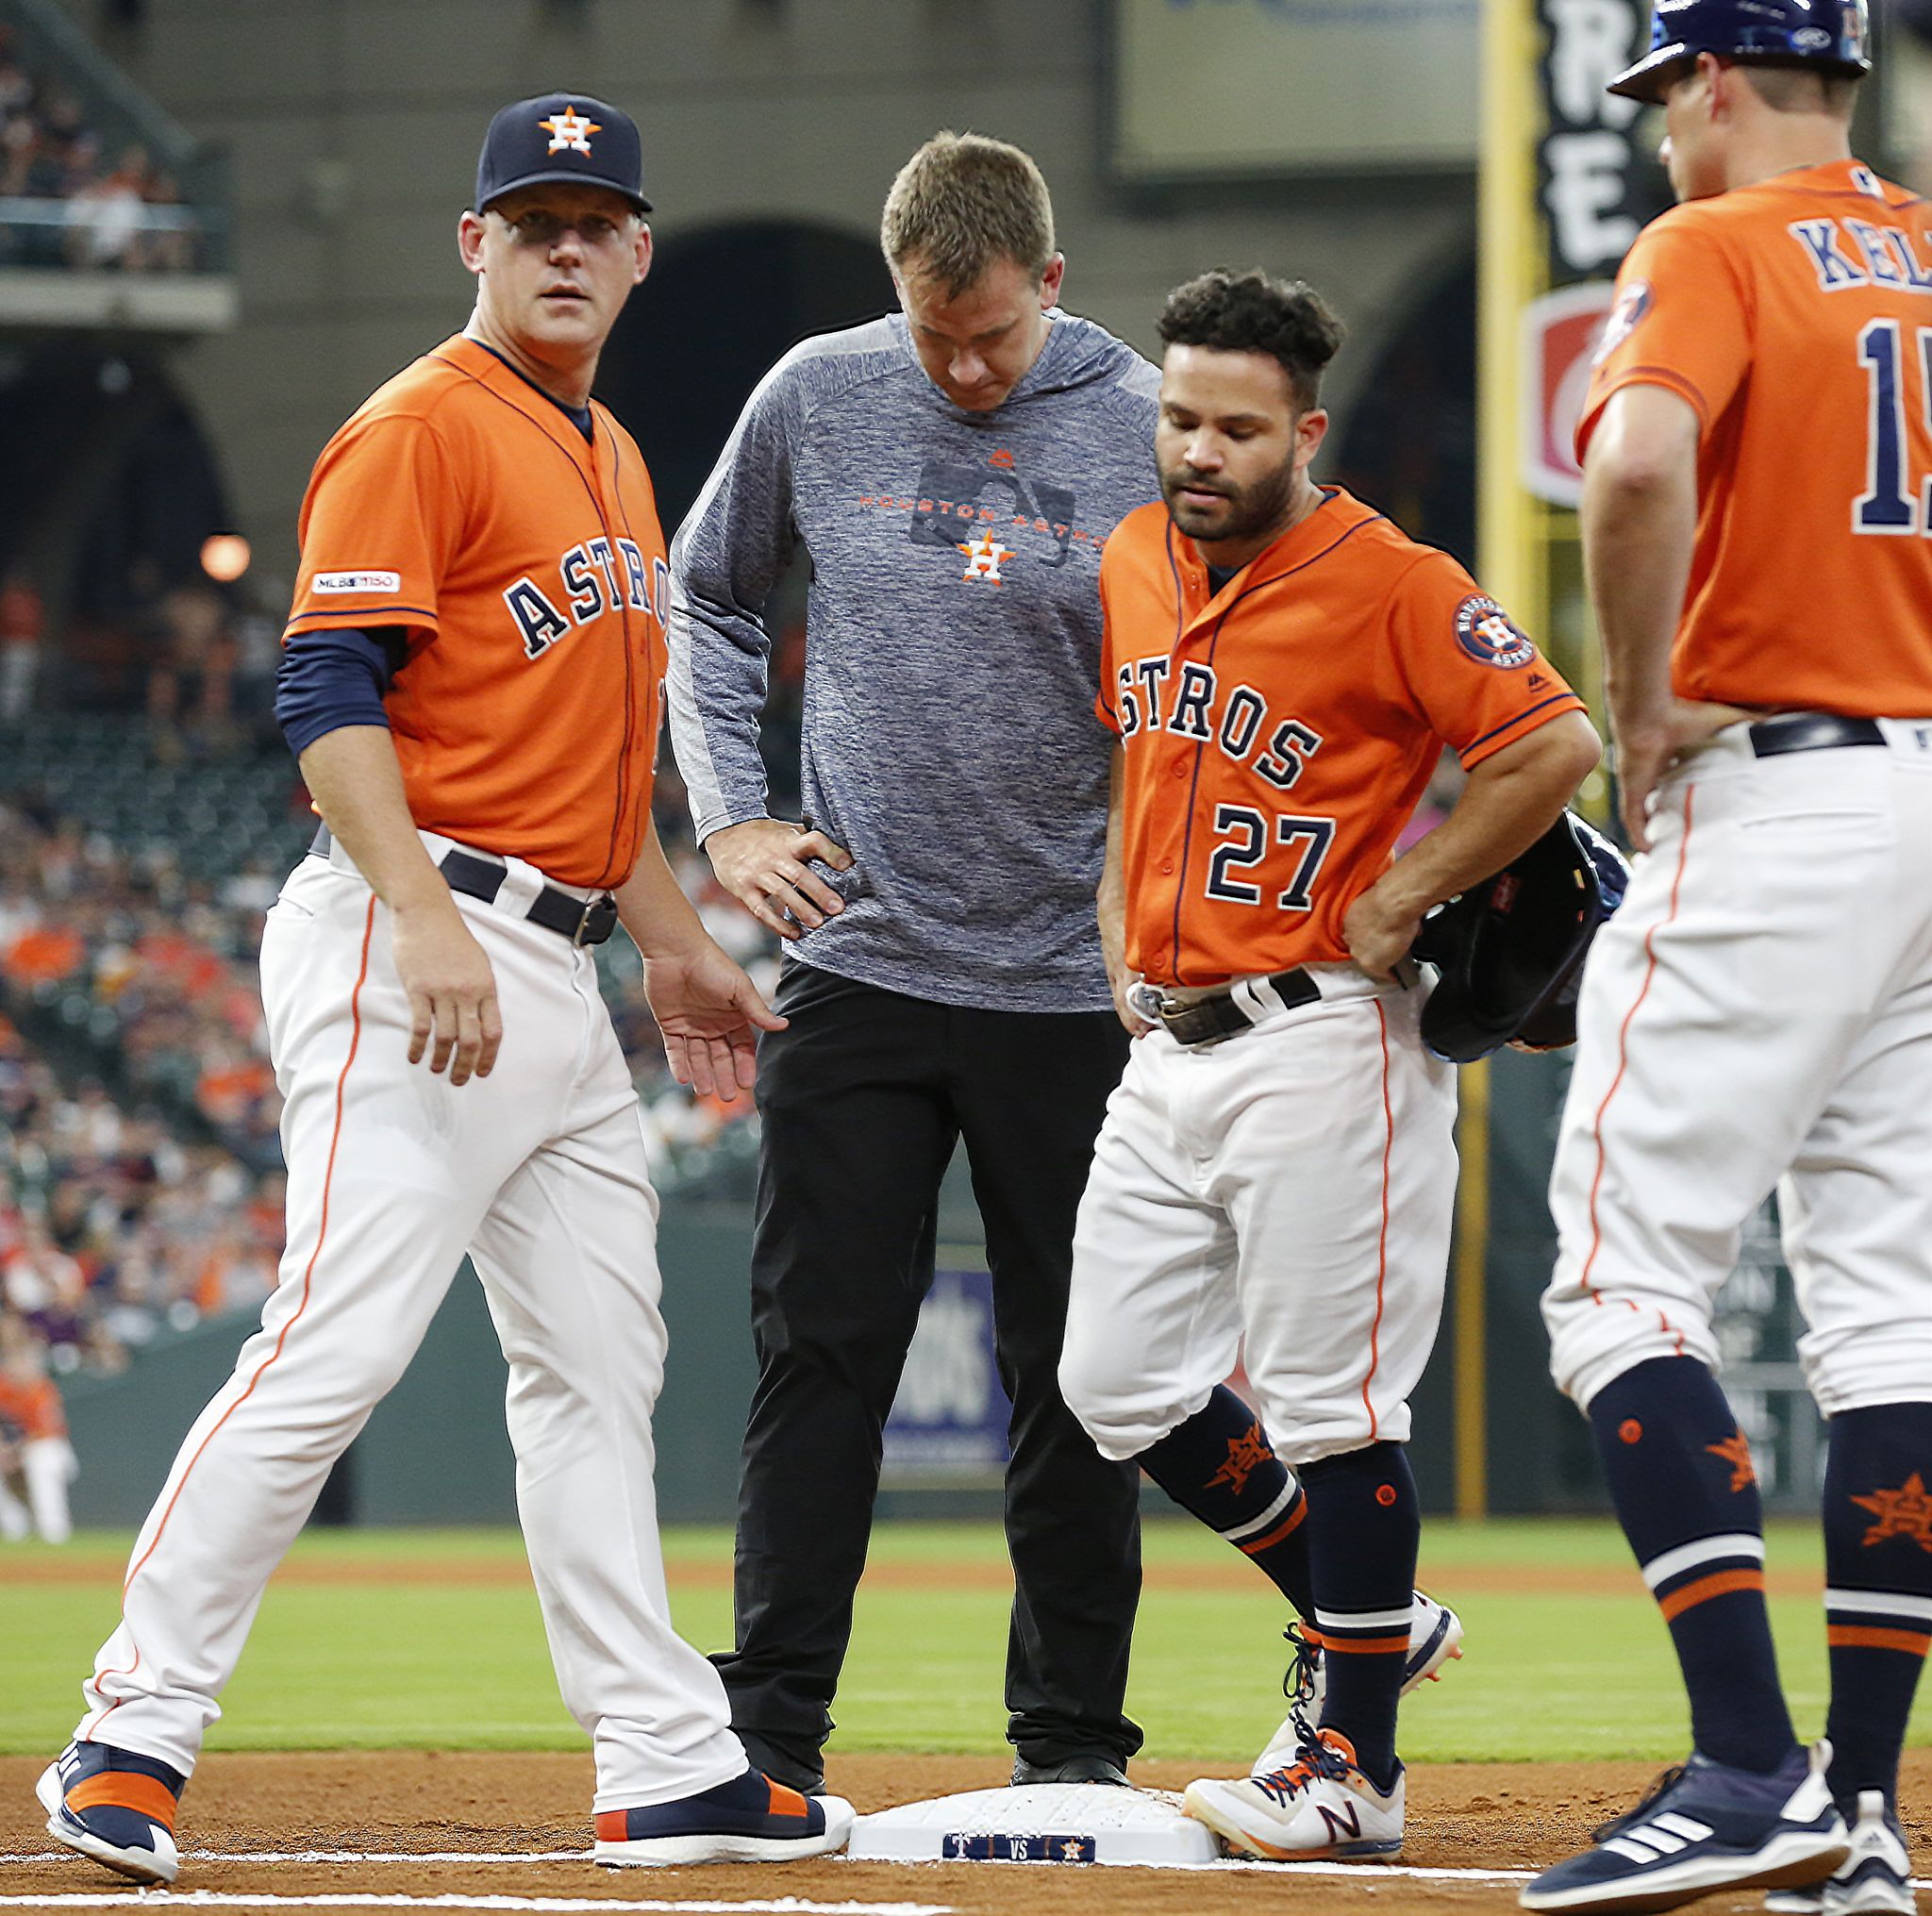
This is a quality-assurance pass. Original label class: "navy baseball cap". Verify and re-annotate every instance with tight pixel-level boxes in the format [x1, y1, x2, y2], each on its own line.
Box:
[475, 92, 651, 215]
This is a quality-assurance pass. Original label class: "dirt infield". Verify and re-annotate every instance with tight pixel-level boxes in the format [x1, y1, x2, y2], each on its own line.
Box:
[3, 1750, 1926, 1913]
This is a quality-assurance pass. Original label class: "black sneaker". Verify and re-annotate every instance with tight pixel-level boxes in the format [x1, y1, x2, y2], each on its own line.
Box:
[1011, 1753, 1131, 1787]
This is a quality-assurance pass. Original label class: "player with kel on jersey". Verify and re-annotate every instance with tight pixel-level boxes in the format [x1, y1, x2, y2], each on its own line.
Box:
[1058, 268, 1600, 1862]
[1528, 1, 1932, 1909]
[36, 92, 852, 1883]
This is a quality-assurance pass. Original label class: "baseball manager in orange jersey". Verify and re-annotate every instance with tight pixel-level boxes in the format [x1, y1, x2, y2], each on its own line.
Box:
[37, 92, 852, 1883]
[1056, 269, 1599, 1863]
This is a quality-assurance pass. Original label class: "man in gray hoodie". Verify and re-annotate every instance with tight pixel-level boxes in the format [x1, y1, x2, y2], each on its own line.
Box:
[667, 133, 1153, 1791]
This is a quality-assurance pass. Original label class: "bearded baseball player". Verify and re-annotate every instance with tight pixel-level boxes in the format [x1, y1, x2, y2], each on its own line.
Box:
[1057, 269, 1599, 1862]
[36, 93, 853, 1882]
[1527, 2, 1932, 1910]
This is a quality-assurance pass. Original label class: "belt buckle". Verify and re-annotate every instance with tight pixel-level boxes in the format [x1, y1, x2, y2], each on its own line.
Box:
[571, 894, 605, 948]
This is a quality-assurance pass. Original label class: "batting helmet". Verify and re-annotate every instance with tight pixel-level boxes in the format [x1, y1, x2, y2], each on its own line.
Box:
[1409, 811, 1631, 1065]
[1609, 0, 1872, 101]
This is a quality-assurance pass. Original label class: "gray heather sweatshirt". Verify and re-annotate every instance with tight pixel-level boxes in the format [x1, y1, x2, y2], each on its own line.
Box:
[667, 309, 1160, 1012]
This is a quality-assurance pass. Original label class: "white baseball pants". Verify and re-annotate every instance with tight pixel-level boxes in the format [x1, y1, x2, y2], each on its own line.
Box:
[1061, 967, 1458, 1467]
[1545, 721, 1932, 1414]
[76, 839, 744, 1809]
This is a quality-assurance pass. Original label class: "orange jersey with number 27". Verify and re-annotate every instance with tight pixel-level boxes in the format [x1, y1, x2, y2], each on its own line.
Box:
[1099, 488, 1586, 989]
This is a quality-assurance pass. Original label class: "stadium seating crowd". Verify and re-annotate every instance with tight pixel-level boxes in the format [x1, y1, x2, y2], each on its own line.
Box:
[0, 25, 198, 273]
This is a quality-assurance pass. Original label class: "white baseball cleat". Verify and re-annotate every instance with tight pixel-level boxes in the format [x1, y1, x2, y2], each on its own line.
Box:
[1255, 1589, 1464, 1774]
[1184, 1727, 1405, 1860]
[1764, 1790, 1914, 1914]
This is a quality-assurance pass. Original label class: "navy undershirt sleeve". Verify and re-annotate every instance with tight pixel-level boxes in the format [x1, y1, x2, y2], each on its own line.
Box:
[275, 626, 404, 758]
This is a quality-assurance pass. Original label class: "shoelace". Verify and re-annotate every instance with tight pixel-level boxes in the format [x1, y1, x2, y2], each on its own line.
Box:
[1591, 1764, 1689, 1843]
[1253, 1736, 1355, 1808]
[1279, 1622, 1322, 1743]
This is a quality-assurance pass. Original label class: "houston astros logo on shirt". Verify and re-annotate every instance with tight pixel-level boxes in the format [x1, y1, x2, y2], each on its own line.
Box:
[540, 106, 601, 155]
[1455, 596, 1536, 669]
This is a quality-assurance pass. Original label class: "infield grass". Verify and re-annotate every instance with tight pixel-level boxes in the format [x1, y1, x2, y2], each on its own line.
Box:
[2, 1516, 1917, 1765]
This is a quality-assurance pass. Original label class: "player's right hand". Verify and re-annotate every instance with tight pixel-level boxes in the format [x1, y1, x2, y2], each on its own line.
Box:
[705, 817, 854, 941]
[390, 899, 503, 1086]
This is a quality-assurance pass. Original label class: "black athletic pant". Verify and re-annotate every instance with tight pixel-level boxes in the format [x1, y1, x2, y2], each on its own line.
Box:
[711, 962, 1142, 1785]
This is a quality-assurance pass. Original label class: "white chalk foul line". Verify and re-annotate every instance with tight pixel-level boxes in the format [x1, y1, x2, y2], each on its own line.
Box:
[0, 1898, 953, 1914]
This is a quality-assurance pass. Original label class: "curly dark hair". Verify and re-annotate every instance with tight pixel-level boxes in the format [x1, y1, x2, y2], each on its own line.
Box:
[1157, 269, 1345, 412]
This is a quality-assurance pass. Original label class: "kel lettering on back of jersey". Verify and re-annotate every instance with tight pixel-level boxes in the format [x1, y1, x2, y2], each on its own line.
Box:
[1581, 158, 1932, 717]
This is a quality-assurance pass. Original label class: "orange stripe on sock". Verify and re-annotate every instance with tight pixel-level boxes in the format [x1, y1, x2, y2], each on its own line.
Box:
[1828, 1624, 1932, 1657]
[1316, 1633, 1409, 1656]
[593, 1809, 628, 1842]
[1239, 1503, 1308, 1556]
[1657, 1566, 1763, 1621]
[765, 1778, 808, 1819]
[65, 1774, 178, 1830]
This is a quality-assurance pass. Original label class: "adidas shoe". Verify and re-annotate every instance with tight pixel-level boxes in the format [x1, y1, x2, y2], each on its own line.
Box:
[594, 1766, 856, 1866]
[1184, 1727, 1405, 1860]
[1520, 1741, 1850, 1913]
[1764, 1791, 1913, 1914]
[36, 1740, 186, 1886]
[1255, 1589, 1464, 1774]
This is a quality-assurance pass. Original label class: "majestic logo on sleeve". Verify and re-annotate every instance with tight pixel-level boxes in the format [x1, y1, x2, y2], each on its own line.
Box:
[539, 106, 601, 155]
[1454, 596, 1537, 669]
[503, 538, 668, 659]
[312, 570, 402, 594]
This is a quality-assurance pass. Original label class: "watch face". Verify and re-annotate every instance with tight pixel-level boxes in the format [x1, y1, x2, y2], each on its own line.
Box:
[1126, 980, 1166, 1024]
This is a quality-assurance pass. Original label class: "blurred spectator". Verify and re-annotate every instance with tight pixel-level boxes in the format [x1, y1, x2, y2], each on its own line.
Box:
[146, 582, 238, 758]
[0, 29, 203, 273]
[0, 568, 42, 720]
[0, 1310, 75, 1542]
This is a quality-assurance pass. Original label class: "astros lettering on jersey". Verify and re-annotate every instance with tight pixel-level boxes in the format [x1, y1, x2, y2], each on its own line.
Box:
[1581, 159, 1932, 717]
[1098, 487, 1587, 987]
[284, 336, 670, 889]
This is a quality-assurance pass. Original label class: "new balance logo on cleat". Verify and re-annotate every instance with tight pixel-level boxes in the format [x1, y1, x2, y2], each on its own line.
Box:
[1183, 1728, 1405, 1862]
[1520, 1742, 1850, 1913]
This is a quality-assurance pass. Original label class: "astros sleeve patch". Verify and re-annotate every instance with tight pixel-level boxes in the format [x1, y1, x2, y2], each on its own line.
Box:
[1577, 212, 1750, 458]
[1392, 553, 1587, 767]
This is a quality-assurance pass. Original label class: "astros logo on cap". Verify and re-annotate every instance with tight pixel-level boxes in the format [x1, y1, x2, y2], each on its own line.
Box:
[540, 105, 601, 155]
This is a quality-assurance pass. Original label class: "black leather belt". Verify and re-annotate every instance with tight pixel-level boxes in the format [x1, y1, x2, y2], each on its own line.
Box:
[1147, 968, 1321, 1047]
[1748, 713, 1886, 758]
[309, 825, 618, 947]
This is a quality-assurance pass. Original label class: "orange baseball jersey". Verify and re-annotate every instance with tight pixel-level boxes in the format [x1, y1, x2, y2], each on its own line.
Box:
[284, 334, 670, 890]
[1099, 488, 1586, 987]
[1580, 159, 1932, 717]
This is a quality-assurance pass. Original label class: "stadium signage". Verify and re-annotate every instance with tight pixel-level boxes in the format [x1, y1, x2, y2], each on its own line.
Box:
[1536, 0, 1651, 281]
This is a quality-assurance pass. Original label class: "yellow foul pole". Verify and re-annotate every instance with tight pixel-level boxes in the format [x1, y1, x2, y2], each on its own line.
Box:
[1462, 0, 1543, 1522]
